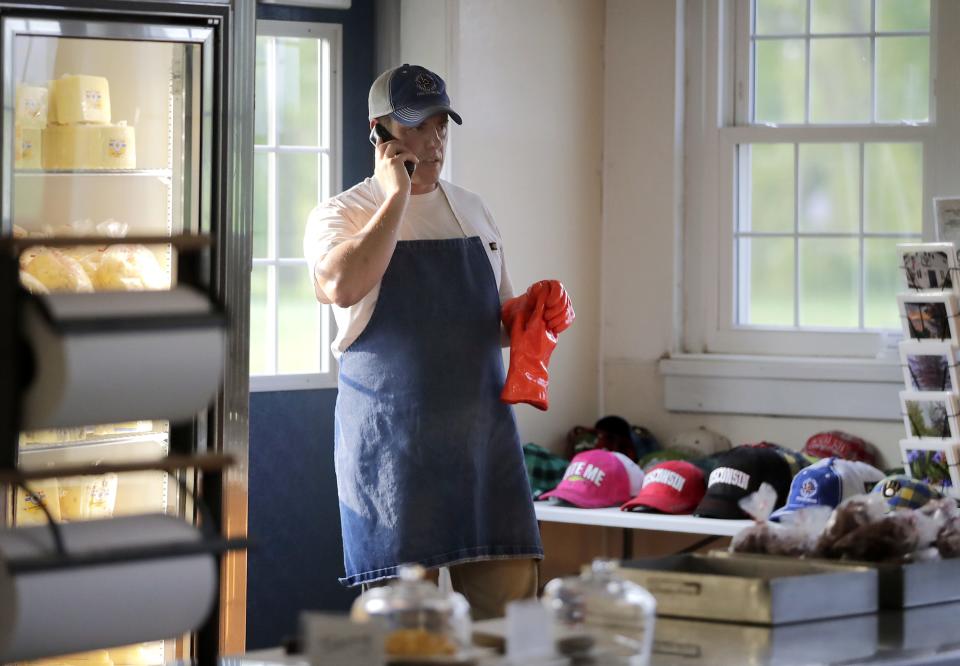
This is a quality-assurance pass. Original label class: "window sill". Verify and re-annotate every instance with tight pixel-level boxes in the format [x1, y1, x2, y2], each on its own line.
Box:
[250, 373, 338, 392]
[658, 353, 902, 421]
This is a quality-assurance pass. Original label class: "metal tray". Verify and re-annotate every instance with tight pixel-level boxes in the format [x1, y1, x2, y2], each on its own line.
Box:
[719, 550, 960, 609]
[652, 613, 878, 666]
[871, 557, 960, 609]
[616, 553, 877, 625]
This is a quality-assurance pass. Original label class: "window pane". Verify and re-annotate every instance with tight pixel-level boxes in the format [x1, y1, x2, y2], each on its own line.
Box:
[739, 237, 795, 326]
[864, 143, 922, 234]
[255, 36, 268, 146]
[277, 37, 318, 147]
[250, 265, 269, 375]
[876, 36, 930, 123]
[877, 0, 930, 32]
[278, 265, 320, 374]
[799, 144, 859, 233]
[755, 39, 806, 124]
[811, 0, 870, 34]
[755, 0, 806, 34]
[747, 143, 795, 233]
[278, 153, 320, 259]
[810, 38, 871, 122]
[865, 238, 910, 329]
[799, 238, 859, 327]
[253, 151, 269, 259]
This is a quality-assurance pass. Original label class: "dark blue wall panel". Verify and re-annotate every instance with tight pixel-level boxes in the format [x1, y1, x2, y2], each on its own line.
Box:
[247, 0, 375, 650]
[247, 389, 357, 650]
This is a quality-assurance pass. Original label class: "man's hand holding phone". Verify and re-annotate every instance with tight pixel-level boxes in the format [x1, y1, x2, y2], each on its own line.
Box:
[370, 123, 418, 198]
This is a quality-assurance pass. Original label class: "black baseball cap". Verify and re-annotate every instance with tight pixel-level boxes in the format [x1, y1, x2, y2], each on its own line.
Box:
[368, 64, 463, 126]
[693, 446, 793, 519]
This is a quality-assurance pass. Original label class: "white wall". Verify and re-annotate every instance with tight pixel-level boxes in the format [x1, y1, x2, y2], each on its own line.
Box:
[447, 0, 604, 450]
[392, 0, 906, 465]
[601, 0, 905, 465]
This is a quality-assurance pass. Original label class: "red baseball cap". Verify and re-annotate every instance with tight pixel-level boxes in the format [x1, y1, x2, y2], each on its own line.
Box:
[540, 449, 644, 508]
[620, 461, 706, 514]
[803, 431, 877, 466]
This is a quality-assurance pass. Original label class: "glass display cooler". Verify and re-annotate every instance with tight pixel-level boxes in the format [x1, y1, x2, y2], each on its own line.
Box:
[0, 1, 253, 663]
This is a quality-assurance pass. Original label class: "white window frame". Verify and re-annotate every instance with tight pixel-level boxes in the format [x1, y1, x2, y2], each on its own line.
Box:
[250, 19, 342, 392]
[665, 0, 960, 418]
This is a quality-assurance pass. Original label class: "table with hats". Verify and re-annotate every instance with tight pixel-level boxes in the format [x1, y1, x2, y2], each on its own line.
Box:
[519, 418, 960, 665]
[529, 421, 908, 572]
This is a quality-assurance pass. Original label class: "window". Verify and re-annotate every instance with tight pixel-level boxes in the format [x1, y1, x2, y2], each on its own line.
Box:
[684, 0, 960, 358]
[250, 20, 341, 390]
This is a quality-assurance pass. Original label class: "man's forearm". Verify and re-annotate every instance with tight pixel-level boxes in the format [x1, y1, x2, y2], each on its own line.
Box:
[315, 193, 407, 307]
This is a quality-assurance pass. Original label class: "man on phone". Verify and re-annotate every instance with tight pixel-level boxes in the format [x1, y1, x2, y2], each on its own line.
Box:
[303, 64, 573, 618]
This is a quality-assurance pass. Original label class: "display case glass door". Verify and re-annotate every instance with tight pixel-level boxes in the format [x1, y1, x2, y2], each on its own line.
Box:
[2, 16, 214, 665]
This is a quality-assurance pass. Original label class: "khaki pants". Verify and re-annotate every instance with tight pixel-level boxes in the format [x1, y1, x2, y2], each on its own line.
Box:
[363, 558, 539, 621]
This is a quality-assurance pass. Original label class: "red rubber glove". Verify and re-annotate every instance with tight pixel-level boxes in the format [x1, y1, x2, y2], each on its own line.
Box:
[511, 280, 574, 334]
[501, 283, 557, 411]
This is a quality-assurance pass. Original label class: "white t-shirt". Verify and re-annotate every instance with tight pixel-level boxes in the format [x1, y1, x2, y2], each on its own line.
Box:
[304, 177, 515, 358]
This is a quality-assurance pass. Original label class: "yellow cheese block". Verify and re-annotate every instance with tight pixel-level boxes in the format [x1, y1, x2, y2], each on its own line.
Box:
[42, 124, 136, 170]
[50, 74, 111, 124]
[15, 84, 48, 129]
[15, 479, 62, 525]
[99, 123, 136, 169]
[24, 649, 115, 665]
[15, 125, 43, 169]
[93, 245, 168, 291]
[59, 474, 119, 522]
[19, 269, 49, 295]
[106, 642, 158, 665]
[23, 247, 94, 293]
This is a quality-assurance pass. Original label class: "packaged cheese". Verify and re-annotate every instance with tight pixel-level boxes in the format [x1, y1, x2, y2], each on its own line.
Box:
[19, 270, 49, 295]
[59, 474, 119, 522]
[15, 125, 43, 169]
[93, 245, 168, 291]
[87, 473, 119, 519]
[15, 478, 62, 525]
[42, 125, 98, 169]
[99, 122, 135, 169]
[106, 642, 157, 665]
[15, 84, 48, 128]
[23, 247, 94, 292]
[50, 74, 111, 124]
[25, 649, 115, 665]
[42, 124, 136, 170]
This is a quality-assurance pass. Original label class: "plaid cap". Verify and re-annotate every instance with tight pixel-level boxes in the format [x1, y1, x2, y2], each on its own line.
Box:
[522, 443, 569, 499]
[871, 473, 943, 511]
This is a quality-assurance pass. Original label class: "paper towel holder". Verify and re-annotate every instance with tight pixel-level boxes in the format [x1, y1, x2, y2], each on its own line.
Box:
[0, 452, 249, 574]
[0, 234, 224, 469]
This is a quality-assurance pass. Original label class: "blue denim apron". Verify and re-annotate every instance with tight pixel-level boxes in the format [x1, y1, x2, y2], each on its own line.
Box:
[334, 236, 543, 586]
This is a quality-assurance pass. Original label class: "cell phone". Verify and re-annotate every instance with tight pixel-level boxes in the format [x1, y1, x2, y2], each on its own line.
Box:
[369, 123, 416, 176]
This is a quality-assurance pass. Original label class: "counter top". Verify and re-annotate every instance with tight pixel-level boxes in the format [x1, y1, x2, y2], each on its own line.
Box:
[226, 601, 960, 665]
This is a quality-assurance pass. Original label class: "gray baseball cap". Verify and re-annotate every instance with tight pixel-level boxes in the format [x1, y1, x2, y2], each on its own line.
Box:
[368, 64, 463, 126]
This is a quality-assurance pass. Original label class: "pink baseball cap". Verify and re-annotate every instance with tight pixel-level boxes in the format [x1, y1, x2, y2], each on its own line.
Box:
[540, 449, 644, 508]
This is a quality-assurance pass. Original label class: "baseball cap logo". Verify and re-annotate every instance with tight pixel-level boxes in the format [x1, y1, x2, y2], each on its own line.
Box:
[708, 467, 751, 491]
[415, 72, 438, 94]
[881, 479, 902, 498]
[644, 468, 686, 492]
[799, 477, 818, 499]
[562, 461, 606, 488]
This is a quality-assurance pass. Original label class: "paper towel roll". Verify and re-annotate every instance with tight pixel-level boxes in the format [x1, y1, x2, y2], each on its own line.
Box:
[0, 514, 216, 662]
[21, 287, 225, 429]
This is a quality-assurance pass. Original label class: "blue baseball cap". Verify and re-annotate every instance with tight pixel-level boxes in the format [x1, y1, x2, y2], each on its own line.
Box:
[770, 457, 885, 521]
[368, 64, 463, 126]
